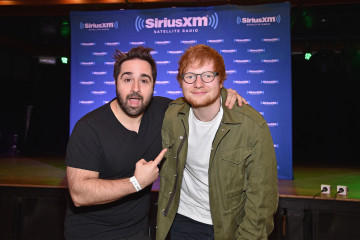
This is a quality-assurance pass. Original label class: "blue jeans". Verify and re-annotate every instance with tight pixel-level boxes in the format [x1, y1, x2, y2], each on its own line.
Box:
[170, 213, 214, 240]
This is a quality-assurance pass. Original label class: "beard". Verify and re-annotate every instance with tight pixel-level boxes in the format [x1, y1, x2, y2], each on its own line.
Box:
[116, 90, 152, 117]
[183, 89, 221, 108]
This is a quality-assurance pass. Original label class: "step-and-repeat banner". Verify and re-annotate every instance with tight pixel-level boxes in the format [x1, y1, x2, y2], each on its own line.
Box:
[70, 3, 292, 179]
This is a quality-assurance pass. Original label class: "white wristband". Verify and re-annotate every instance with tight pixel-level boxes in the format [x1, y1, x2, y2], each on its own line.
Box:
[130, 176, 142, 192]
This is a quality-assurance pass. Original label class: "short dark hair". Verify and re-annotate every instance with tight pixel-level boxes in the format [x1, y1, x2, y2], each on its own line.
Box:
[113, 46, 157, 85]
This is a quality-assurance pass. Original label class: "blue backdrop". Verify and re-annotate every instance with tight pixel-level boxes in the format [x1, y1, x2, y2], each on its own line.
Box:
[70, 3, 293, 179]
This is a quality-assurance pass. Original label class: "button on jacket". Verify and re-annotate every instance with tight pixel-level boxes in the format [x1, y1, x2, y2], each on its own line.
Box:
[156, 88, 279, 240]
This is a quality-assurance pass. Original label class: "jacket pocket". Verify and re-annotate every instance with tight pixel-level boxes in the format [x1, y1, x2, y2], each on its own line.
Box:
[220, 147, 251, 213]
[221, 146, 251, 165]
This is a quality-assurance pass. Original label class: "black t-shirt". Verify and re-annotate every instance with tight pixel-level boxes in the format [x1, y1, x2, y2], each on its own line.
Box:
[64, 96, 172, 240]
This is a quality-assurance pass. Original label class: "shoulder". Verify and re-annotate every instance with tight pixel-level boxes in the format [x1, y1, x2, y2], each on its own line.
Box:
[162, 97, 187, 127]
[151, 96, 173, 111]
[229, 104, 267, 128]
[166, 97, 186, 112]
[72, 102, 111, 134]
[153, 96, 173, 105]
[220, 88, 267, 127]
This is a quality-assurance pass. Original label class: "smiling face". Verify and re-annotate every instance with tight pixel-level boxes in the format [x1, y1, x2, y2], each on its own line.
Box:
[180, 60, 223, 108]
[116, 58, 154, 117]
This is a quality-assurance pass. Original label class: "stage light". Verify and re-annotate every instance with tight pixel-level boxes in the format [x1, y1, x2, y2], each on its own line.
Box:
[60, 20, 70, 37]
[39, 56, 56, 65]
[61, 57, 68, 64]
[304, 52, 312, 60]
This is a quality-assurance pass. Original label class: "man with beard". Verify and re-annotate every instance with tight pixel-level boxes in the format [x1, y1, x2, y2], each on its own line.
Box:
[156, 45, 279, 240]
[64, 46, 246, 240]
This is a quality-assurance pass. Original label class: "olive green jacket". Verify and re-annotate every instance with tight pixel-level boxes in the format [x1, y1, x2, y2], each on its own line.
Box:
[156, 88, 279, 240]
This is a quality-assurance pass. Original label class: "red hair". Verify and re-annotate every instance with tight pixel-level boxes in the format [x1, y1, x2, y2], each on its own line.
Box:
[177, 44, 227, 84]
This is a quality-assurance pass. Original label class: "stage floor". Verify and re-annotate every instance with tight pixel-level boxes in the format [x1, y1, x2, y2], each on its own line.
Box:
[0, 156, 359, 201]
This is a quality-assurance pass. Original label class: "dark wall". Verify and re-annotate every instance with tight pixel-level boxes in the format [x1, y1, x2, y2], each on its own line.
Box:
[0, 45, 70, 156]
[292, 50, 360, 165]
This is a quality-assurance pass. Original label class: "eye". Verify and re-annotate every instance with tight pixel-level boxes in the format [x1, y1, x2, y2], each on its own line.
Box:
[123, 78, 132, 82]
[140, 79, 150, 84]
[185, 74, 194, 79]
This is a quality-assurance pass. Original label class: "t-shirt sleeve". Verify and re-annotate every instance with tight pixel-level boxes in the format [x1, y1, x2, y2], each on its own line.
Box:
[65, 119, 102, 172]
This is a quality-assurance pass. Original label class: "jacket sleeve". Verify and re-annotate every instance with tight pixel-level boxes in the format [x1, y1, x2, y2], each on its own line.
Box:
[237, 123, 279, 240]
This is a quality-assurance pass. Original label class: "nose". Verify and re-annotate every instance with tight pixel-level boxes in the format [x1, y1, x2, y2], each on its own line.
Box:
[131, 79, 141, 93]
[194, 74, 204, 88]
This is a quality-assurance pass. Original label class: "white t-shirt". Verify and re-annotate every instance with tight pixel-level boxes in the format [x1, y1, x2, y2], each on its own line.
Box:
[178, 105, 223, 225]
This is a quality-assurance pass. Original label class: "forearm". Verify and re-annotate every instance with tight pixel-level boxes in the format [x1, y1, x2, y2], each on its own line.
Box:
[66, 166, 138, 207]
[69, 177, 136, 207]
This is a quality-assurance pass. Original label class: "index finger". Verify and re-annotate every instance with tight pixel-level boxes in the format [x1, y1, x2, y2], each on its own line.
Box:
[153, 148, 167, 166]
[225, 89, 235, 107]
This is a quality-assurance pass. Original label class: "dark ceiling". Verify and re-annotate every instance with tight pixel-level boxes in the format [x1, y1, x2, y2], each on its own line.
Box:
[0, 0, 359, 57]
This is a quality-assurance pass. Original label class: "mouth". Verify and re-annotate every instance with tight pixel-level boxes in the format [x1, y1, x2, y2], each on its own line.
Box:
[191, 91, 207, 95]
[127, 93, 143, 106]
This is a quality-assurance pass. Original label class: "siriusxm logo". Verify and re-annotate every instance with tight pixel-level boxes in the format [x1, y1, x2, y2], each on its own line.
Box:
[80, 61, 95, 66]
[156, 81, 170, 85]
[104, 42, 120, 46]
[80, 81, 95, 85]
[135, 13, 218, 32]
[247, 90, 264, 95]
[261, 59, 280, 63]
[181, 40, 197, 44]
[262, 38, 280, 42]
[233, 59, 251, 63]
[166, 90, 182, 95]
[247, 69, 265, 74]
[79, 100, 94, 105]
[267, 123, 279, 127]
[80, 42, 96, 46]
[130, 41, 145, 45]
[155, 41, 171, 45]
[220, 49, 237, 54]
[104, 81, 115, 85]
[156, 61, 170, 65]
[91, 91, 107, 95]
[207, 39, 224, 43]
[92, 71, 107, 75]
[248, 48, 265, 53]
[261, 80, 279, 84]
[233, 80, 250, 85]
[261, 101, 279, 106]
[80, 21, 118, 30]
[92, 52, 108, 56]
[234, 38, 251, 43]
[236, 15, 281, 25]
[226, 70, 237, 74]
[167, 50, 183, 55]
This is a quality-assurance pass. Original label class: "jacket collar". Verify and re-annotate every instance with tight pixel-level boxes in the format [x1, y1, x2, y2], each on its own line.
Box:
[171, 88, 244, 124]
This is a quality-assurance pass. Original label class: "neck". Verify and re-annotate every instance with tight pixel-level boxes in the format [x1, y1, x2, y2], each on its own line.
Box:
[192, 97, 221, 122]
[110, 100, 143, 133]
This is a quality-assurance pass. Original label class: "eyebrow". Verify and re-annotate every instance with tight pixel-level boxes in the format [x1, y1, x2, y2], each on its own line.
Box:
[120, 72, 152, 81]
